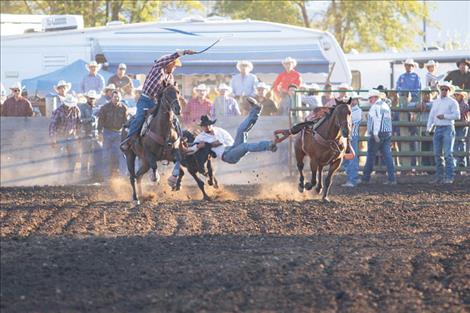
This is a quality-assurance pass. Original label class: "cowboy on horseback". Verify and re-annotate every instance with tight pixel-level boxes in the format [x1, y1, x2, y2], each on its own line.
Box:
[120, 49, 196, 151]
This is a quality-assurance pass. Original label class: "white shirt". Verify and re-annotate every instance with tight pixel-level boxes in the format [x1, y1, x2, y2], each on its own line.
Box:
[426, 96, 460, 132]
[193, 126, 235, 158]
[367, 99, 393, 136]
[351, 105, 362, 137]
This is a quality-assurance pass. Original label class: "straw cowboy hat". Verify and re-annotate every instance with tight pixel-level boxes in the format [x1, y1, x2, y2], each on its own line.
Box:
[367, 89, 385, 99]
[53, 80, 71, 93]
[104, 83, 116, 91]
[236, 60, 253, 72]
[456, 58, 470, 67]
[425, 60, 438, 68]
[198, 115, 217, 126]
[404, 58, 417, 67]
[437, 81, 455, 94]
[256, 82, 271, 90]
[9, 82, 25, 91]
[217, 83, 232, 93]
[193, 84, 208, 92]
[453, 87, 467, 98]
[63, 94, 78, 107]
[85, 90, 101, 99]
[85, 60, 102, 72]
[282, 57, 297, 67]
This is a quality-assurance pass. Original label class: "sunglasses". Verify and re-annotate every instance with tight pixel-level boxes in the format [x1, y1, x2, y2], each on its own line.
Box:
[440, 88, 449, 91]
[12, 89, 20, 92]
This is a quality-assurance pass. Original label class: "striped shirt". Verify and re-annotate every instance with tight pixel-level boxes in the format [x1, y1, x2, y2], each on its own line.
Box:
[49, 104, 81, 138]
[351, 105, 362, 137]
[142, 52, 181, 99]
[367, 99, 393, 136]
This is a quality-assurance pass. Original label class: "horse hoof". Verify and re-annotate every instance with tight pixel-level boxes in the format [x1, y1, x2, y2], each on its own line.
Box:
[298, 185, 304, 193]
[208, 180, 213, 186]
[203, 195, 211, 201]
[322, 197, 330, 203]
[305, 182, 313, 190]
[133, 199, 141, 206]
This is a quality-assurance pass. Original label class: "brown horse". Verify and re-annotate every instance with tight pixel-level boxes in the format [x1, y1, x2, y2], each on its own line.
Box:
[294, 98, 352, 202]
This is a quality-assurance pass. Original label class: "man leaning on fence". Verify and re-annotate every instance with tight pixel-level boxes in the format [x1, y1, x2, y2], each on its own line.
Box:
[396, 59, 421, 106]
[427, 82, 460, 184]
[361, 89, 397, 185]
[49, 94, 81, 180]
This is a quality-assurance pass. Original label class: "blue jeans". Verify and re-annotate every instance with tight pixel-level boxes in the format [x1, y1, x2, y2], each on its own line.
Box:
[343, 136, 359, 185]
[433, 125, 455, 180]
[128, 95, 155, 137]
[222, 106, 272, 164]
[362, 134, 396, 182]
[102, 129, 126, 179]
[454, 126, 468, 167]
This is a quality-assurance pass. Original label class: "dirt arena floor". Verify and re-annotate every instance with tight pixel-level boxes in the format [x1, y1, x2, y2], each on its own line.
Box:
[1, 175, 469, 313]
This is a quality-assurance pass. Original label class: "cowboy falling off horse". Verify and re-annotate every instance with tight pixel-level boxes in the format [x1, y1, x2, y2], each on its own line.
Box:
[119, 46, 354, 203]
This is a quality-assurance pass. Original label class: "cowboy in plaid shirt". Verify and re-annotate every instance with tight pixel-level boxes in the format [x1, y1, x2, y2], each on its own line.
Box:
[121, 49, 196, 150]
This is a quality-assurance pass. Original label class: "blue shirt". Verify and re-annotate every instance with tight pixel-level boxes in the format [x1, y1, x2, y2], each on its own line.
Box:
[230, 73, 258, 97]
[81, 74, 105, 94]
[396, 72, 421, 100]
[367, 99, 393, 136]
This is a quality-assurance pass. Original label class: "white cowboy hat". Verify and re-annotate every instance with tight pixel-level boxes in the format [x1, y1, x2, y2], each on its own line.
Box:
[256, 82, 271, 90]
[194, 84, 208, 92]
[404, 58, 417, 66]
[338, 83, 350, 90]
[217, 83, 232, 93]
[63, 94, 78, 107]
[425, 60, 438, 67]
[85, 61, 102, 72]
[438, 81, 455, 94]
[282, 57, 297, 67]
[367, 89, 384, 99]
[236, 60, 253, 72]
[118, 63, 127, 69]
[104, 83, 116, 91]
[9, 82, 25, 91]
[53, 80, 71, 93]
[85, 90, 100, 99]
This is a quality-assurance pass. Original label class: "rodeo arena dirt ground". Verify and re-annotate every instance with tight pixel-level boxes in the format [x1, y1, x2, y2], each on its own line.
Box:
[1, 174, 469, 313]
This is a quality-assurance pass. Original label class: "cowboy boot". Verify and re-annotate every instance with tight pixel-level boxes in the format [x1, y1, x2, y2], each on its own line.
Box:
[120, 133, 137, 151]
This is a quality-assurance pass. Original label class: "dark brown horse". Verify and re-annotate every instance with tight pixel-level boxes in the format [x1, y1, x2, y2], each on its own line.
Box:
[294, 98, 352, 202]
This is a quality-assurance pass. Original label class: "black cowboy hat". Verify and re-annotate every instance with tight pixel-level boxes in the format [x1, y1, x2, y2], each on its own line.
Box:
[199, 115, 217, 126]
[456, 58, 470, 67]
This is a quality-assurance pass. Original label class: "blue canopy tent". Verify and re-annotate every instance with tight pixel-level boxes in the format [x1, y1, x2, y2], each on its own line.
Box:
[22, 59, 114, 98]
[99, 44, 330, 75]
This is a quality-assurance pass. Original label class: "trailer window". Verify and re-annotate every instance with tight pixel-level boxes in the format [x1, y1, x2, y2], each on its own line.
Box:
[351, 70, 361, 90]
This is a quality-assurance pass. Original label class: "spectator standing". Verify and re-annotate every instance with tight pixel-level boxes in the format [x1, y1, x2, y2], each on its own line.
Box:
[81, 61, 105, 94]
[108, 63, 134, 97]
[301, 83, 322, 109]
[424, 60, 444, 88]
[427, 82, 460, 184]
[361, 89, 396, 185]
[78, 90, 102, 181]
[213, 83, 241, 119]
[255, 82, 278, 116]
[183, 84, 213, 127]
[396, 59, 421, 106]
[97, 84, 116, 108]
[326, 83, 350, 107]
[1, 82, 33, 117]
[272, 57, 302, 100]
[444, 58, 470, 89]
[453, 87, 469, 168]
[97, 90, 128, 180]
[321, 83, 334, 106]
[342, 93, 363, 187]
[49, 94, 81, 180]
[278, 84, 297, 116]
[53, 80, 71, 104]
[231, 60, 258, 115]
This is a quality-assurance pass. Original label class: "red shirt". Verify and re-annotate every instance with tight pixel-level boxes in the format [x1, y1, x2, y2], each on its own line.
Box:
[183, 97, 214, 126]
[272, 70, 302, 94]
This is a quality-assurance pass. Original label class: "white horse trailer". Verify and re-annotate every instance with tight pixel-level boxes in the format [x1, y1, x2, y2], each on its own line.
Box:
[1, 18, 351, 95]
[347, 50, 470, 91]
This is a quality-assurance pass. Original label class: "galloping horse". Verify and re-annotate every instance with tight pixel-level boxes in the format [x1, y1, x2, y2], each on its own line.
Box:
[294, 98, 352, 202]
[122, 84, 182, 204]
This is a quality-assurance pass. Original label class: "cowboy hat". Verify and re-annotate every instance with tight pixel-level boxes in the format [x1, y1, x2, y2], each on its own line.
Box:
[53, 80, 71, 93]
[367, 89, 385, 99]
[198, 115, 217, 126]
[85, 61, 102, 72]
[403, 58, 417, 66]
[217, 83, 232, 93]
[453, 87, 467, 98]
[194, 84, 208, 92]
[282, 57, 297, 67]
[456, 58, 470, 67]
[236, 60, 253, 72]
[171, 58, 182, 67]
[437, 81, 455, 94]
[256, 82, 271, 90]
[104, 83, 116, 91]
[85, 90, 100, 99]
[118, 63, 127, 69]
[63, 94, 78, 107]
[9, 82, 25, 91]
[425, 60, 438, 67]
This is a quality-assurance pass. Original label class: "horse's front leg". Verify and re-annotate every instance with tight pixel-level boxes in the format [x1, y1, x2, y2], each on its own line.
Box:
[305, 158, 318, 191]
[322, 158, 342, 202]
[315, 166, 323, 195]
[135, 160, 150, 205]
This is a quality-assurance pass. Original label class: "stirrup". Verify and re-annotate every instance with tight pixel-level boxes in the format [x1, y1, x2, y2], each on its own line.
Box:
[273, 129, 291, 143]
